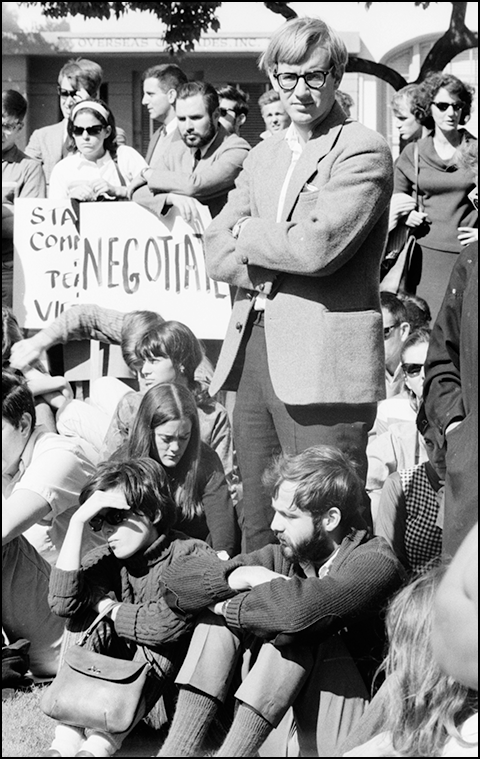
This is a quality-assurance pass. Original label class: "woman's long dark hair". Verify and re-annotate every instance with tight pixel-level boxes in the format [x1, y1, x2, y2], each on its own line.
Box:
[126, 382, 203, 520]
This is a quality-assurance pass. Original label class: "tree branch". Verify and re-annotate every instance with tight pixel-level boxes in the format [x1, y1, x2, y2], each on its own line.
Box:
[346, 57, 407, 89]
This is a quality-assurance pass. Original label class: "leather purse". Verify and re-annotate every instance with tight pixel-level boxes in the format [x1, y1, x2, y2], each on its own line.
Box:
[40, 603, 152, 734]
[381, 142, 422, 294]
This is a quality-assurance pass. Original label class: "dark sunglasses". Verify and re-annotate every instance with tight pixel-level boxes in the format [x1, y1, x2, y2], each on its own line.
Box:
[72, 125, 105, 137]
[219, 107, 237, 118]
[89, 509, 133, 532]
[383, 323, 400, 339]
[57, 87, 80, 99]
[432, 101, 463, 113]
[402, 363, 424, 377]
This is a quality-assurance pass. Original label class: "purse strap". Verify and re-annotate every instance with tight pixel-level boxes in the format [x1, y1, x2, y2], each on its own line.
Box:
[78, 601, 120, 647]
[112, 155, 127, 187]
[413, 141, 420, 209]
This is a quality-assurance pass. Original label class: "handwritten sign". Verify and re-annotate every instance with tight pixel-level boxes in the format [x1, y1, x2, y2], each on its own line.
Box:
[13, 199, 231, 339]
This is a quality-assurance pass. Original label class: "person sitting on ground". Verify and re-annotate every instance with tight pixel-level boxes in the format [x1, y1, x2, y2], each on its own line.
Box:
[2, 369, 100, 566]
[41, 457, 219, 759]
[156, 445, 404, 758]
[374, 326, 431, 436]
[124, 382, 239, 560]
[2, 305, 72, 432]
[257, 89, 291, 139]
[100, 320, 236, 498]
[381, 291, 411, 399]
[398, 291, 432, 331]
[48, 99, 147, 201]
[367, 329, 431, 525]
[9, 305, 214, 457]
[432, 522, 478, 691]
[2, 89, 46, 307]
[341, 565, 478, 757]
[376, 403, 446, 574]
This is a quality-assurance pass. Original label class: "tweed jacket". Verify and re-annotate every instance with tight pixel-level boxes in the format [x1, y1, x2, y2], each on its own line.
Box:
[144, 123, 182, 165]
[25, 120, 66, 185]
[206, 103, 393, 406]
[135, 125, 250, 218]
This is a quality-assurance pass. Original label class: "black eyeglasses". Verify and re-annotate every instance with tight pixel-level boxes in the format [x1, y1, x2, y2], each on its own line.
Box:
[432, 101, 463, 113]
[383, 323, 400, 340]
[219, 107, 237, 118]
[57, 86, 81, 99]
[72, 125, 105, 137]
[89, 509, 133, 532]
[274, 69, 332, 92]
[402, 363, 424, 377]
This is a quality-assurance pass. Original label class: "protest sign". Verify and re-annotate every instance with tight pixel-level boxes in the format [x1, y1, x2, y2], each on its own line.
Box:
[13, 198, 231, 339]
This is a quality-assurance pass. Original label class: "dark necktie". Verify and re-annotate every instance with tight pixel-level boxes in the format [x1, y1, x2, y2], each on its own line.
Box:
[192, 148, 201, 170]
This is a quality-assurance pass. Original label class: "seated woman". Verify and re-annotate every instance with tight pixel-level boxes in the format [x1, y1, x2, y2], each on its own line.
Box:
[48, 98, 147, 201]
[375, 403, 445, 574]
[124, 382, 239, 559]
[2, 369, 101, 566]
[41, 457, 217, 758]
[2, 305, 72, 432]
[100, 320, 235, 495]
[341, 566, 477, 757]
[367, 328, 431, 523]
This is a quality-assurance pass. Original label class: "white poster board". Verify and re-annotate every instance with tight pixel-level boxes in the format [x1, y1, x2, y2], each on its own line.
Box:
[13, 198, 231, 339]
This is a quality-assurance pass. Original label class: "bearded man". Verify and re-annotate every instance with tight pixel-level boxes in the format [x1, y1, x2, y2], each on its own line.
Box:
[158, 445, 404, 758]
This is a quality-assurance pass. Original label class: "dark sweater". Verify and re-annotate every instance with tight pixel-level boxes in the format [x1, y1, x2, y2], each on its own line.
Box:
[163, 528, 405, 686]
[49, 530, 217, 648]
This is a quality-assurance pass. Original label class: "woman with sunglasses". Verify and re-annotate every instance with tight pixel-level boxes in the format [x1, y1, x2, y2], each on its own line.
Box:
[48, 99, 147, 201]
[392, 73, 477, 318]
[43, 457, 217, 758]
[367, 329, 431, 523]
[124, 382, 239, 560]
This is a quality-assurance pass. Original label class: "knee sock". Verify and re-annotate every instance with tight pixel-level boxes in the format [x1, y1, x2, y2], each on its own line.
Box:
[215, 703, 273, 757]
[50, 724, 85, 756]
[156, 686, 219, 757]
[80, 731, 118, 757]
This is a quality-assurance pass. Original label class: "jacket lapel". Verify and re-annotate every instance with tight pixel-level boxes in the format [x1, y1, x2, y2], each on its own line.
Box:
[281, 103, 346, 222]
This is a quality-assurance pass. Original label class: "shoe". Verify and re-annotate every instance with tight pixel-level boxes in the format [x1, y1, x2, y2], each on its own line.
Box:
[41, 752, 62, 757]
[75, 753, 95, 758]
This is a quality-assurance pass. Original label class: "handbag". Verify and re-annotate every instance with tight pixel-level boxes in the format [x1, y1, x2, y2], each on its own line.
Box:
[40, 603, 152, 734]
[381, 142, 421, 294]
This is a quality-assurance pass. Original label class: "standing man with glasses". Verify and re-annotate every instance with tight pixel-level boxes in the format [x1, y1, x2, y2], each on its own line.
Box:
[25, 58, 103, 187]
[205, 17, 394, 550]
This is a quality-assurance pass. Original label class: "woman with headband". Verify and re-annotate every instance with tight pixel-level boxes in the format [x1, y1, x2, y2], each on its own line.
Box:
[48, 99, 147, 201]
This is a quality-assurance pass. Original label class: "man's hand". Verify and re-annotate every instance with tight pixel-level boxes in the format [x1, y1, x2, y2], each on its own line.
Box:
[10, 336, 47, 371]
[227, 565, 288, 590]
[457, 227, 478, 246]
[166, 193, 199, 223]
[126, 172, 148, 200]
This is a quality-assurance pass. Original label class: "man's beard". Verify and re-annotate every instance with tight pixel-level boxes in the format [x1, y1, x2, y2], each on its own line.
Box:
[280, 526, 333, 566]
[183, 120, 216, 149]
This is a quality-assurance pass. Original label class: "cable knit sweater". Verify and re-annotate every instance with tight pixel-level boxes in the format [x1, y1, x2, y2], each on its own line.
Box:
[48, 531, 216, 648]
[163, 529, 405, 655]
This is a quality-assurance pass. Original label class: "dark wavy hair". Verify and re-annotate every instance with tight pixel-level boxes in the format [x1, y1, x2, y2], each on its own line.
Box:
[416, 73, 475, 129]
[2, 367, 36, 429]
[67, 98, 119, 158]
[79, 457, 177, 532]
[126, 382, 203, 521]
[176, 81, 219, 118]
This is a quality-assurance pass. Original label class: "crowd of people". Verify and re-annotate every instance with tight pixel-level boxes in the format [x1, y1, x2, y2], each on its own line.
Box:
[2, 13, 478, 759]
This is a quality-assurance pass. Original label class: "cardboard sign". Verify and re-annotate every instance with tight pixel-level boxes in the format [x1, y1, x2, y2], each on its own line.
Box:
[13, 198, 231, 339]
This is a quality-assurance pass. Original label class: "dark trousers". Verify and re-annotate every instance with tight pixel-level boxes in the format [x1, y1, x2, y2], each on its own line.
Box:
[233, 311, 376, 551]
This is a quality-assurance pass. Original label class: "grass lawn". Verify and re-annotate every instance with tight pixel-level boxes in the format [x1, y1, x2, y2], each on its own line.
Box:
[2, 686, 165, 757]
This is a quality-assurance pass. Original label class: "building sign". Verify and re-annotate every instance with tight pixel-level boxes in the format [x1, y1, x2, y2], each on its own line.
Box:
[13, 198, 231, 339]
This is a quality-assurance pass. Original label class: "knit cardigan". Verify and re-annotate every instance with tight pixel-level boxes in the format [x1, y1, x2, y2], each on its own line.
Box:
[48, 530, 217, 648]
[163, 529, 405, 647]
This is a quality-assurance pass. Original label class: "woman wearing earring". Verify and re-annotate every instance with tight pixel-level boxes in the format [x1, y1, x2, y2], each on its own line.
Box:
[48, 98, 147, 201]
[392, 73, 477, 319]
